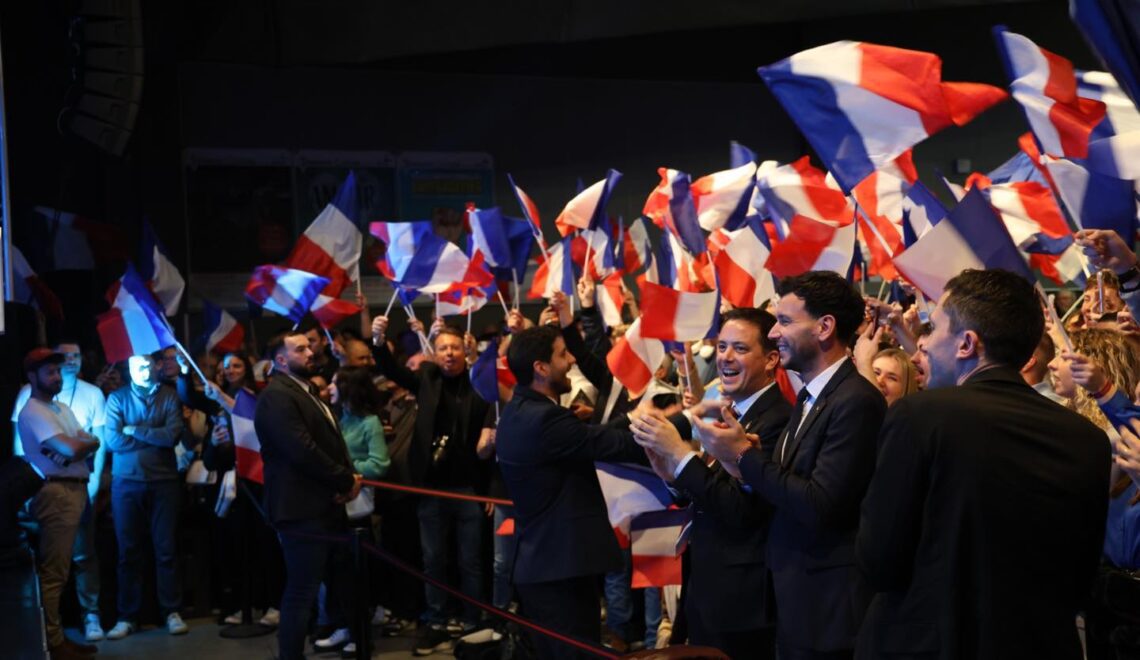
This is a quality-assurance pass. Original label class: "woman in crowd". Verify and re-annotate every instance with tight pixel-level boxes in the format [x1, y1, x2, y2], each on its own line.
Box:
[870, 348, 920, 406]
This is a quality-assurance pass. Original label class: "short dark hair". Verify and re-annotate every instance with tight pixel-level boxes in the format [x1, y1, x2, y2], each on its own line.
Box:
[432, 325, 464, 348]
[942, 269, 1044, 368]
[267, 331, 306, 361]
[720, 308, 778, 352]
[776, 271, 864, 345]
[334, 366, 383, 417]
[507, 326, 561, 387]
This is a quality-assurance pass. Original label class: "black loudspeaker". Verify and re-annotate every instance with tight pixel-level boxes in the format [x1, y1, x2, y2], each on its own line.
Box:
[61, 0, 143, 156]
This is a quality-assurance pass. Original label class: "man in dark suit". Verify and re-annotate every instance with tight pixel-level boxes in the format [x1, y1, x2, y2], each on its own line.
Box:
[855, 269, 1110, 660]
[696, 271, 887, 659]
[496, 320, 648, 659]
[254, 331, 361, 660]
[630, 307, 792, 659]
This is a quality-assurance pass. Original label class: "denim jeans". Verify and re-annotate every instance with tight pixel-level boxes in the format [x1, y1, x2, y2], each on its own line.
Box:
[417, 489, 485, 625]
[72, 495, 101, 616]
[492, 505, 517, 609]
[603, 546, 662, 647]
[111, 478, 182, 621]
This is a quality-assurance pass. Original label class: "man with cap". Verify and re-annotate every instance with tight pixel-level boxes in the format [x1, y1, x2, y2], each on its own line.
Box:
[18, 347, 101, 660]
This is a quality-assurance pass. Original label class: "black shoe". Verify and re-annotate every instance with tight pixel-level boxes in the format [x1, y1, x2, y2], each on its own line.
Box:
[413, 625, 454, 656]
[381, 617, 414, 637]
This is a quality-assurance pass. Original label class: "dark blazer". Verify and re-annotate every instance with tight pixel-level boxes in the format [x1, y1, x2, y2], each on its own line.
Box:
[671, 383, 793, 633]
[496, 386, 646, 585]
[855, 366, 1110, 660]
[738, 358, 887, 652]
[372, 343, 491, 489]
[254, 373, 355, 527]
[564, 311, 637, 424]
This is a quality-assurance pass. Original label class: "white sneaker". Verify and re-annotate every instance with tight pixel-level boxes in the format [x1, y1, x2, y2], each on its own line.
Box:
[84, 614, 105, 642]
[314, 627, 351, 650]
[371, 607, 390, 626]
[223, 610, 242, 625]
[105, 621, 135, 640]
[258, 607, 280, 627]
[166, 612, 189, 635]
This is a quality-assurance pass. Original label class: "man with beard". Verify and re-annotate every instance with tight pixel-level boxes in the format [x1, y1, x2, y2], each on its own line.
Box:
[696, 271, 887, 660]
[855, 269, 1109, 659]
[18, 347, 101, 660]
[496, 300, 649, 659]
[255, 332, 362, 660]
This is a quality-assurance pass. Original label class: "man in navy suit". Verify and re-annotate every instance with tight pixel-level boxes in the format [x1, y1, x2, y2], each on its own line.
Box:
[696, 271, 887, 660]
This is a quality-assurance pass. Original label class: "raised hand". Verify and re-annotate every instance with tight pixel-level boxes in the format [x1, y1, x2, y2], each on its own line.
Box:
[1075, 229, 1139, 275]
[577, 277, 597, 309]
[371, 315, 390, 346]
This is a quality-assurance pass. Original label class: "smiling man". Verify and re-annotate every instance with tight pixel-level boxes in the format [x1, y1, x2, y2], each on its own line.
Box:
[855, 269, 1109, 660]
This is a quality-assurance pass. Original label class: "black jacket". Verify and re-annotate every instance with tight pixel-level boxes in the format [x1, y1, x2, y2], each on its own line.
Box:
[562, 315, 636, 424]
[254, 373, 354, 528]
[738, 358, 887, 652]
[671, 383, 793, 633]
[855, 366, 1110, 660]
[496, 386, 645, 584]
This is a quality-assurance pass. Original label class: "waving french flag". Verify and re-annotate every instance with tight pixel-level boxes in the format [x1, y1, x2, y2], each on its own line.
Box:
[595, 274, 627, 328]
[231, 390, 264, 484]
[630, 508, 690, 588]
[606, 318, 666, 399]
[765, 215, 857, 278]
[576, 227, 617, 281]
[756, 156, 854, 238]
[507, 174, 547, 243]
[10, 245, 63, 321]
[370, 221, 471, 293]
[284, 172, 362, 297]
[554, 170, 622, 236]
[138, 221, 185, 316]
[893, 188, 1034, 300]
[310, 295, 363, 330]
[691, 162, 758, 232]
[644, 168, 707, 255]
[1081, 70, 1140, 179]
[900, 181, 948, 245]
[617, 217, 652, 275]
[639, 281, 719, 342]
[244, 265, 329, 323]
[595, 461, 673, 547]
[469, 209, 535, 282]
[759, 41, 1007, 192]
[98, 265, 179, 363]
[714, 219, 778, 309]
[470, 338, 503, 404]
[201, 299, 245, 355]
[851, 152, 918, 280]
[528, 236, 577, 300]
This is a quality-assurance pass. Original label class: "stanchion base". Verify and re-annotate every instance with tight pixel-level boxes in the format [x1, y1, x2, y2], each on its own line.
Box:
[219, 622, 276, 639]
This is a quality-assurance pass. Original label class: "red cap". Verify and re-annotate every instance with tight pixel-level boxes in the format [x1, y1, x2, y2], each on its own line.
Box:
[23, 347, 65, 372]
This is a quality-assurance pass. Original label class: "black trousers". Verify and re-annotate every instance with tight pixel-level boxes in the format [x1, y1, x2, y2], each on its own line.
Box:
[688, 601, 776, 660]
[516, 575, 601, 660]
[275, 523, 350, 660]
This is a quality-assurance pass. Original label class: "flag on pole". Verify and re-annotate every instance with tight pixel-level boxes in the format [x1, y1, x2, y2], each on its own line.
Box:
[470, 339, 502, 404]
[31, 205, 129, 271]
[606, 319, 666, 399]
[630, 508, 690, 588]
[595, 274, 626, 329]
[138, 221, 185, 316]
[764, 215, 857, 278]
[714, 219, 778, 309]
[595, 461, 674, 548]
[554, 170, 622, 236]
[310, 295, 363, 330]
[528, 236, 578, 300]
[638, 281, 720, 342]
[244, 266, 330, 323]
[97, 265, 179, 363]
[231, 390, 264, 484]
[9, 245, 64, 320]
[284, 172, 363, 297]
[690, 162, 758, 232]
[370, 221, 472, 293]
[644, 168, 707, 255]
[201, 299, 245, 355]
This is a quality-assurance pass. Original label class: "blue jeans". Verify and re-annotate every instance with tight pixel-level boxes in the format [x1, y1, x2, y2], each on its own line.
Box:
[417, 489, 485, 625]
[492, 505, 517, 610]
[276, 527, 349, 660]
[111, 478, 182, 621]
[603, 547, 662, 647]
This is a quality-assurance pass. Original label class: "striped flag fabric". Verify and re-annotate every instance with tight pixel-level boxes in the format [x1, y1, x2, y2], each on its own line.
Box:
[244, 265, 330, 323]
[97, 265, 179, 363]
[507, 173, 547, 241]
[554, 170, 622, 236]
[231, 390, 264, 484]
[595, 274, 626, 328]
[310, 295, 363, 330]
[595, 461, 674, 548]
[470, 338, 502, 404]
[138, 221, 185, 316]
[638, 281, 719, 342]
[528, 236, 577, 300]
[284, 172, 362, 297]
[370, 220, 472, 294]
[644, 168, 707, 256]
[755, 156, 854, 240]
[9, 245, 64, 320]
[617, 217, 652, 275]
[764, 214, 857, 278]
[759, 41, 1007, 192]
[714, 219, 778, 309]
[201, 300, 245, 355]
[690, 161, 758, 232]
[630, 508, 690, 588]
[606, 318, 666, 399]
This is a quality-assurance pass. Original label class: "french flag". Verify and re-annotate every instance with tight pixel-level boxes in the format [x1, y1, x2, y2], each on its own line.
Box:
[506, 173, 549, 248]
[244, 265, 329, 323]
[9, 245, 64, 321]
[893, 188, 1034, 301]
[606, 318, 666, 399]
[230, 390, 264, 484]
[755, 156, 854, 237]
[644, 168, 707, 256]
[851, 151, 919, 280]
[528, 236, 577, 300]
[370, 221, 471, 294]
[32, 205, 129, 271]
[764, 214, 857, 278]
[97, 265, 179, 363]
[714, 219, 778, 309]
[470, 339, 502, 404]
[900, 181, 948, 244]
[284, 172, 362, 297]
[616, 216, 652, 275]
[630, 508, 690, 588]
[595, 461, 674, 548]
[468, 210, 535, 282]
[638, 281, 719, 342]
[690, 161, 758, 232]
[436, 285, 488, 317]
[575, 227, 617, 281]
[201, 299, 245, 355]
[310, 295, 363, 330]
[554, 170, 622, 236]
[138, 221, 185, 316]
[1081, 70, 1140, 179]
[595, 274, 626, 328]
[758, 41, 1007, 192]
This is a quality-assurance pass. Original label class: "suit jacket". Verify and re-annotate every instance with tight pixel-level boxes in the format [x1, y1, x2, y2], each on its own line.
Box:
[496, 386, 646, 584]
[738, 358, 887, 651]
[855, 366, 1110, 660]
[671, 384, 793, 633]
[254, 374, 355, 528]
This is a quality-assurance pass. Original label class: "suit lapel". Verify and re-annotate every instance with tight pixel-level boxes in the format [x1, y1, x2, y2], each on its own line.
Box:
[780, 359, 853, 468]
[279, 374, 340, 435]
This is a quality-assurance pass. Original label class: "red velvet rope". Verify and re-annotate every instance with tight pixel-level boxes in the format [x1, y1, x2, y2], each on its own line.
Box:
[360, 478, 514, 506]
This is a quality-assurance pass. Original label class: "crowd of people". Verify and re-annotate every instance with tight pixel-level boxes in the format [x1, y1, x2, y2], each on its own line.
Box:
[6, 227, 1140, 660]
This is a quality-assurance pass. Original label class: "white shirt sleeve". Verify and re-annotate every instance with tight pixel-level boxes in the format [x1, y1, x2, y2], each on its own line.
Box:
[673, 451, 700, 480]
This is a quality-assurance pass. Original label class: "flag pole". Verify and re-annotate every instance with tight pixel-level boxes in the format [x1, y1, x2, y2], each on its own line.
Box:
[435, 293, 441, 320]
[1059, 295, 1083, 324]
[512, 269, 520, 311]
[496, 289, 511, 317]
[877, 279, 889, 301]
[384, 288, 399, 317]
[851, 199, 898, 262]
[1037, 282, 1073, 352]
[466, 310, 472, 336]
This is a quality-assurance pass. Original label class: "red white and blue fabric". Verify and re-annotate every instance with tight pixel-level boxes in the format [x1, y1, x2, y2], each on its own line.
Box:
[851, 151, 918, 280]
[528, 236, 577, 300]
[1080, 70, 1140, 179]
[638, 281, 719, 342]
[370, 221, 471, 294]
[755, 156, 854, 239]
[616, 216, 652, 275]
[310, 295, 363, 330]
[606, 318, 666, 399]
[596, 274, 626, 328]
[764, 214, 857, 278]
[284, 172, 362, 297]
[690, 161, 758, 232]
[644, 168, 707, 255]
[98, 265, 178, 363]
[575, 227, 617, 281]
[595, 461, 674, 548]
[759, 41, 1007, 192]
[436, 285, 488, 317]
[630, 508, 690, 588]
[1043, 156, 1138, 248]
[470, 339, 502, 404]
[9, 245, 63, 320]
[138, 221, 185, 316]
[506, 173, 551, 260]
[1071, 0, 1140, 109]
[469, 207, 532, 278]
[231, 390, 264, 484]
[555, 169, 622, 236]
[201, 299, 245, 355]
[893, 188, 1034, 300]
[900, 181, 948, 246]
[244, 265, 330, 323]
[714, 219, 778, 309]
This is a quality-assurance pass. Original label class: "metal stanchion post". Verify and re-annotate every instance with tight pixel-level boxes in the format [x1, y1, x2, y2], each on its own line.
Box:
[350, 527, 371, 660]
